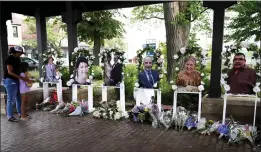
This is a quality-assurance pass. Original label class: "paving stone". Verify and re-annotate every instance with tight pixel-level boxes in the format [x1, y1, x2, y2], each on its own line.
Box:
[0, 111, 249, 152]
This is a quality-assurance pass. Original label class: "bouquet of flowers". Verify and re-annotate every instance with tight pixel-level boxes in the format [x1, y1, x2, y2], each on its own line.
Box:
[93, 100, 124, 120]
[172, 106, 189, 132]
[217, 117, 233, 139]
[36, 90, 58, 111]
[158, 110, 173, 129]
[129, 104, 148, 122]
[185, 113, 198, 130]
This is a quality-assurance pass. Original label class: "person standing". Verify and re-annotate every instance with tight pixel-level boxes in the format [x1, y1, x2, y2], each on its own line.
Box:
[19, 62, 33, 120]
[3, 46, 33, 122]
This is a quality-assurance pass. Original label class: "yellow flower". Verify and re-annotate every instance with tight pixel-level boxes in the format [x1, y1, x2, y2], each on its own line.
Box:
[144, 108, 148, 112]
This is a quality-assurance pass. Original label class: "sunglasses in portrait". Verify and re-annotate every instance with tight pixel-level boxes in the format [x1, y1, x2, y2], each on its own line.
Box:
[145, 62, 152, 64]
[233, 58, 245, 61]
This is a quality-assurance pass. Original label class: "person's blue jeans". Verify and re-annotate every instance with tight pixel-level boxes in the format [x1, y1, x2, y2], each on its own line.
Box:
[3, 78, 21, 118]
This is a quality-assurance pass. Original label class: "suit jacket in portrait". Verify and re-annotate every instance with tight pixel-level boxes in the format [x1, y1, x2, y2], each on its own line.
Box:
[45, 64, 57, 82]
[138, 69, 159, 88]
[110, 62, 123, 85]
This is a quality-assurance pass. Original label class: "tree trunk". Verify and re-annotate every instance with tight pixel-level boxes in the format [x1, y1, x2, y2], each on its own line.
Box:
[93, 33, 101, 65]
[163, 2, 190, 81]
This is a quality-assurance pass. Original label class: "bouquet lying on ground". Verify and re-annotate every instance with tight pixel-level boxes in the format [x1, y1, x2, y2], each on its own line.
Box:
[36, 90, 58, 111]
[129, 96, 173, 129]
[172, 106, 189, 132]
[93, 100, 128, 120]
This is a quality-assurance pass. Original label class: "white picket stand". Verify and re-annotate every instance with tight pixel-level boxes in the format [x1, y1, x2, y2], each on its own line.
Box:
[43, 79, 63, 102]
[172, 90, 202, 121]
[98, 82, 126, 115]
[72, 84, 94, 113]
[135, 88, 161, 111]
[222, 93, 258, 127]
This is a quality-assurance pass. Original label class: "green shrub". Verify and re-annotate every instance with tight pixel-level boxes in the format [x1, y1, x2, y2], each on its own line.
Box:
[123, 64, 138, 100]
[91, 65, 103, 80]
[159, 76, 173, 105]
[29, 70, 39, 81]
[59, 66, 70, 87]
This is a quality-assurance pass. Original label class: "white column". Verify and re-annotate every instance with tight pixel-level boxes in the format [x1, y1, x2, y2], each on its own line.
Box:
[197, 92, 202, 121]
[136, 88, 141, 106]
[57, 79, 63, 102]
[222, 93, 227, 125]
[88, 85, 94, 113]
[253, 93, 258, 127]
[157, 89, 161, 111]
[102, 85, 107, 102]
[120, 82, 126, 113]
[72, 84, 78, 101]
[43, 82, 49, 100]
[173, 91, 177, 115]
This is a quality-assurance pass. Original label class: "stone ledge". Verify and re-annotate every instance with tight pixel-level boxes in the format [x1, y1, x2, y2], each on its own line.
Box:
[202, 95, 261, 118]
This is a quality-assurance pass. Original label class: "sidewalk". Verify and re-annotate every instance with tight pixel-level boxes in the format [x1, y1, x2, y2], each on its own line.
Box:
[1, 111, 254, 152]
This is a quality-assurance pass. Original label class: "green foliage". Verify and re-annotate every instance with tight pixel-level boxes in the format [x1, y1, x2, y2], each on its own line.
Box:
[123, 64, 138, 100]
[225, 1, 261, 42]
[59, 66, 70, 87]
[92, 66, 103, 80]
[104, 38, 127, 51]
[131, 4, 164, 22]
[77, 10, 125, 45]
[131, 2, 210, 32]
[22, 16, 66, 48]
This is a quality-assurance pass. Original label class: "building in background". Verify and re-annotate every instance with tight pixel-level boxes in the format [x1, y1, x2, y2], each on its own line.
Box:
[6, 13, 23, 49]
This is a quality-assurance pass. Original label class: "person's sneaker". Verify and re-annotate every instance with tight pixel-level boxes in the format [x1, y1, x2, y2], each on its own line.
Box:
[8, 117, 19, 122]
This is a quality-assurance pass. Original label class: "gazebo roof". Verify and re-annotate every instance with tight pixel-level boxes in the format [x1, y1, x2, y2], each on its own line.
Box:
[2, 1, 163, 17]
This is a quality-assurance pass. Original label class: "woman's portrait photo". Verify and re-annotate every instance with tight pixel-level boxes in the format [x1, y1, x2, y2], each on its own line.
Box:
[73, 56, 90, 85]
[176, 56, 201, 89]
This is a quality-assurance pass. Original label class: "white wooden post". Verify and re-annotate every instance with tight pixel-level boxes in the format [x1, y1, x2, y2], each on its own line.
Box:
[197, 91, 202, 121]
[136, 88, 141, 106]
[222, 93, 228, 125]
[157, 89, 161, 111]
[253, 93, 258, 127]
[72, 84, 78, 101]
[173, 90, 177, 115]
[102, 85, 107, 102]
[120, 82, 126, 113]
[88, 85, 94, 113]
[43, 82, 49, 100]
[57, 79, 63, 102]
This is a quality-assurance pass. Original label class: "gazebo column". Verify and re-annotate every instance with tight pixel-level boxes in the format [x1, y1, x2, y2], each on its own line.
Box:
[35, 9, 47, 86]
[203, 1, 237, 98]
[62, 1, 82, 74]
[0, 7, 11, 81]
[208, 8, 225, 98]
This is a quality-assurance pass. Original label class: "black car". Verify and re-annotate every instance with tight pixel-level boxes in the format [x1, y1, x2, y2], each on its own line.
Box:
[20, 57, 39, 70]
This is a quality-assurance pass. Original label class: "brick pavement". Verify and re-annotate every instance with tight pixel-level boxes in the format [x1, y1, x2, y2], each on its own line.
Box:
[0, 111, 255, 152]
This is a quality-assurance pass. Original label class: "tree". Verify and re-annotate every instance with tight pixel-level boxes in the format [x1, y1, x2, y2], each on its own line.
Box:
[104, 37, 127, 51]
[77, 10, 125, 65]
[132, 2, 209, 81]
[225, 1, 261, 42]
[22, 16, 66, 49]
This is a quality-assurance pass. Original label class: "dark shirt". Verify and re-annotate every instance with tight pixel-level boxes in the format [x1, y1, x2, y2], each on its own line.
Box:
[227, 66, 256, 94]
[4, 55, 21, 80]
[110, 62, 123, 85]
